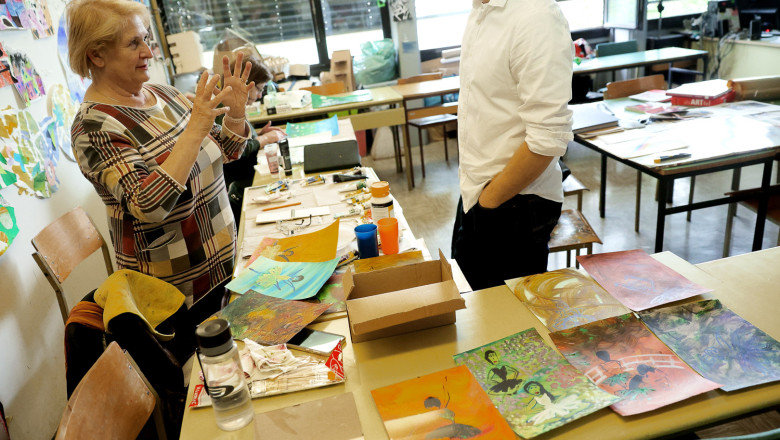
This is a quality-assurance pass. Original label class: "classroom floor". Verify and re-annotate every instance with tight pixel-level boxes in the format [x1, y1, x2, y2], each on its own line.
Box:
[362, 133, 780, 438]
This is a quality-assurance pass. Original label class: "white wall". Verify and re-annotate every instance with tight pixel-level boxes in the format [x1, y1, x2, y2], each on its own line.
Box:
[0, 0, 167, 437]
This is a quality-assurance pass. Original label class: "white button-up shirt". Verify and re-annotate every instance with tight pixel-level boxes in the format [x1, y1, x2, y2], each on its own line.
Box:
[458, 0, 574, 212]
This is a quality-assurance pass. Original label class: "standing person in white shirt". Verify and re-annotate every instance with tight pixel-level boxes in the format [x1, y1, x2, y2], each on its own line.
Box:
[451, 0, 574, 290]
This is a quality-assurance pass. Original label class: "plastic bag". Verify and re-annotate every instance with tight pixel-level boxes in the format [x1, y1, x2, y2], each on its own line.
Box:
[354, 39, 397, 86]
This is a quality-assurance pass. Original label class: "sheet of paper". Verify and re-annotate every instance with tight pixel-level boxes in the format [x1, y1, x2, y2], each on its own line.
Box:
[227, 256, 339, 299]
[254, 393, 364, 440]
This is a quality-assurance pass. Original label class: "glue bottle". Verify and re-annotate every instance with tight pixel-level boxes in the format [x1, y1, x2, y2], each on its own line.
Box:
[195, 319, 254, 431]
[264, 82, 277, 115]
[370, 181, 394, 223]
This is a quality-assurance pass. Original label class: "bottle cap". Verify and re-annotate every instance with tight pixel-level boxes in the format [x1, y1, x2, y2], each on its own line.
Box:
[195, 319, 234, 357]
[370, 181, 390, 198]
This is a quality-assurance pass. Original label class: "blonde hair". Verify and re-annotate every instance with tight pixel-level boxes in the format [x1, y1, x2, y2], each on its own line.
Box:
[66, 0, 150, 78]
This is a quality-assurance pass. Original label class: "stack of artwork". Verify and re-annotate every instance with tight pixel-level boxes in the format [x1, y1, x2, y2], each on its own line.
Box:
[0, 0, 54, 38]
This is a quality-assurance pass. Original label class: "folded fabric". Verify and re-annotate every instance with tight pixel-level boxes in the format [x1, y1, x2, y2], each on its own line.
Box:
[95, 269, 185, 340]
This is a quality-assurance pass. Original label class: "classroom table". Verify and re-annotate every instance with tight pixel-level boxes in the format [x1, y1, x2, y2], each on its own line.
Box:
[179, 249, 780, 439]
[573, 47, 710, 84]
[391, 76, 460, 190]
[574, 98, 780, 252]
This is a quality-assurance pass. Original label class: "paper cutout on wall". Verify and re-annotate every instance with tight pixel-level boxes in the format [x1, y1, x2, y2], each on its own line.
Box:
[550, 314, 722, 416]
[505, 268, 630, 332]
[0, 0, 26, 29]
[8, 51, 45, 106]
[46, 83, 78, 161]
[56, 14, 90, 103]
[0, 43, 13, 88]
[0, 194, 19, 256]
[38, 116, 59, 192]
[16, 108, 51, 197]
[577, 249, 712, 311]
[0, 107, 18, 189]
[219, 290, 331, 344]
[640, 299, 780, 392]
[454, 328, 619, 438]
[371, 365, 517, 439]
[227, 255, 339, 299]
[19, 0, 52, 38]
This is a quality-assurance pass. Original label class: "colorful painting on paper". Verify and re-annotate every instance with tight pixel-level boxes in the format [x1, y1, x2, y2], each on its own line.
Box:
[219, 290, 331, 344]
[353, 250, 424, 274]
[0, 43, 13, 89]
[550, 314, 722, 416]
[453, 328, 619, 438]
[227, 255, 339, 299]
[505, 269, 630, 331]
[57, 14, 90, 104]
[16, 108, 51, 197]
[640, 299, 780, 391]
[371, 365, 516, 439]
[576, 249, 712, 311]
[47, 83, 78, 161]
[0, 194, 19, 256]
[8, 51, 45, 106]
[19, 0, 53, 39]
[0, 107, 19, 189]
[305, 270, 348, 316]
[240, 220, 340, 274]
[1, 107, 49, 197]
[0, 0, 26, 29]
[38, 116, 60, 192]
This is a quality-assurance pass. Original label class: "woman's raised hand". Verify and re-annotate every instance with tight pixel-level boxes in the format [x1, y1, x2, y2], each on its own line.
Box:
[220, 51, 255, 119]
[188, 71, 233, 139]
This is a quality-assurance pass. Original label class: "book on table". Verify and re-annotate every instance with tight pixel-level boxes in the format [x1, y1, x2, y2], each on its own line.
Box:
[666, 79, 731, 100]
[629, 89, 672, 102]
[571, 102, 620, 134]
[670, 90, 736, 107]
[625, 102, 687, 114]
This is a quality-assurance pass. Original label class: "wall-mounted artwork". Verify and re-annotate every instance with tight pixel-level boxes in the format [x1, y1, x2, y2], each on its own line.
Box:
[640, 299, 780, 392]
[46, 83, 77, 161]
[19, 0, 52, 39]
[0, 106, 46, 197]
[219, 290, 331, 344]
[38, 116, 59, 192]
[8, 51, 45, 106]
[56, 14, 89, 103]
[227, 255, 339, 299]
[454, 328, 619, 438]
[16, 108, 50, 197]
[0, 194, 18, 256]
[577, 249, 711, 311]
[0, 43, 13, 88]
[0, 107, 18, 189]
[371, 365, 517, 439]
[505, 268, 630, 331]
[0, 0, 25, 29]
[550, 314, 722, 416]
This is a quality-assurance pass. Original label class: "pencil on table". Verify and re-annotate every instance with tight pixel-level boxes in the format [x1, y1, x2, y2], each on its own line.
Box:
[262, 202, 302, 211]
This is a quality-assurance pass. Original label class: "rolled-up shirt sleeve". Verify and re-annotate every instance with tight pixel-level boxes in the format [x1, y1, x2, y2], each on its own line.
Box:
[217, 119, 250, 163]
[509, 2, 574, 157]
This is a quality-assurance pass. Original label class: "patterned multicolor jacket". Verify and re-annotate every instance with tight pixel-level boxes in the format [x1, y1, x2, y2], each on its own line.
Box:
[72, 84, 249, 305]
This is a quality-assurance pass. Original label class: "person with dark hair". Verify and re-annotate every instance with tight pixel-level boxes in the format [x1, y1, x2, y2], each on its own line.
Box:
[484, 350, 523, 395]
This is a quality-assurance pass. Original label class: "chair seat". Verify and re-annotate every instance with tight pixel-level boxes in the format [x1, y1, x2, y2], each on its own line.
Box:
[737, 195, 780, 225]
[550, 209, 602, 251]
[408, 114, 458, 128]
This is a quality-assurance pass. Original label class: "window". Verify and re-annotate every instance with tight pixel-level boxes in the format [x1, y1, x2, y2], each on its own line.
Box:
[159, 0, 388, 71]
[560, 0, 605, 30]
[647, 0, 708, 20]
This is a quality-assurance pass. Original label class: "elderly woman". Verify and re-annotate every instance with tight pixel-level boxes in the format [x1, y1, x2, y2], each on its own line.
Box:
[67, 0, 254, 310]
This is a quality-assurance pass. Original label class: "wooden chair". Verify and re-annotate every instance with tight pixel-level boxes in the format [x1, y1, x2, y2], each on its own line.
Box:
[301, 82, 346, 96]
[722, 184, 780, 257]
[398, 72, 458, 178]
[56, 341, 167, 440]
[549, 209, 602, 268]
[32, 207, 113, 324]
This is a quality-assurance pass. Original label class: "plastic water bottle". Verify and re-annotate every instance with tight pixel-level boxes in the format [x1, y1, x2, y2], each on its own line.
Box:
[264, 82, 277, 115]
[195, 319, 254, 431]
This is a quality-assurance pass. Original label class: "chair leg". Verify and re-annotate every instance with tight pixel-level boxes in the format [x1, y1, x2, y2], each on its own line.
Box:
[687, 176, 696, 222]
[443, 126, 449, 163]
[418, 128, 426, 178]
[566, 250, 571, 268]
[635, 171, 641, 232]
[723, 204, 735, 258]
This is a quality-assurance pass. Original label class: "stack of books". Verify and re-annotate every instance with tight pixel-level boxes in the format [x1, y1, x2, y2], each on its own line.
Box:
[665, 79, 735, 106]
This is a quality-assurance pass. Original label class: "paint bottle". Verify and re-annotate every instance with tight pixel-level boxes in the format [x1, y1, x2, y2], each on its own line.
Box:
[370, 181, 394, 223]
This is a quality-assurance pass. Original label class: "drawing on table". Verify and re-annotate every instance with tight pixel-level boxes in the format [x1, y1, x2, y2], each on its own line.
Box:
[305, 270, 348, 315]
[227, 255, 339, 299]
[640, 299, 780, 391]
[550, 314, 722, 416]
[371, 365, 516, 439]
[576, 249, 711, 311]
[454, 328, 619, 438]
[218, 290, 331, 344]
[240, 219, 340, 274]
[505, 268, 629, 331]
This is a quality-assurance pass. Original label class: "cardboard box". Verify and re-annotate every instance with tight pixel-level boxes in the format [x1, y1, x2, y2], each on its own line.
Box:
[344, 251, 466, 343]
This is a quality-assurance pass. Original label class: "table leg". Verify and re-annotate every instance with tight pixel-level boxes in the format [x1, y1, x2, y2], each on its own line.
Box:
[752, 160, 773, 251]
[655, 177, 669, 252]
[391, 125, 402, 173]
[600, 155, 607, 218]
[402, 120, 415, 189]
[722, 168, 742, 257]
[702, 56, 710, 80]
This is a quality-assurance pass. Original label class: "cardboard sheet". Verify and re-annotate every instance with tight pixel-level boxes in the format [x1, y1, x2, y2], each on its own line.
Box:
[254, 392, 364, 440]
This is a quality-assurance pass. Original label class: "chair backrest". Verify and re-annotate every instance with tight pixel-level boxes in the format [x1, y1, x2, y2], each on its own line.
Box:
[397, 72, 443, 85]
[301, 82, 346, 96]
[595, 40, 638, 57]
[31, 206, 113, 323]
[604, 74, 667, 100]
[56, 341, 167, 440]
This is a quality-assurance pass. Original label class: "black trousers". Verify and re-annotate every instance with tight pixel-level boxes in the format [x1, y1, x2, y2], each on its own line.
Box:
[451, 194, 562, 291]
